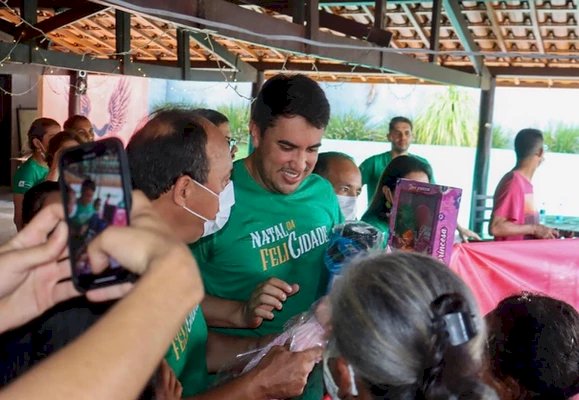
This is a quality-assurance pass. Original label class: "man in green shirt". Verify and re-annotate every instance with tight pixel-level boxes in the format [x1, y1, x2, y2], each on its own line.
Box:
[359, 116, 432, 203]
[192, 74, 343, 399]
[360, 116, 480, 241]
[127, 108, 321, 400]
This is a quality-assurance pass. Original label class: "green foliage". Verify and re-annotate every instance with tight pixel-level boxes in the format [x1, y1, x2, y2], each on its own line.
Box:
[492, 125, 512, 149]
[324, 112, 384, 141]
[543, 124, 579, 154]
[149, 101, 208, 113]
[216, 104, 250, 144]
[413, 86, 478, 147]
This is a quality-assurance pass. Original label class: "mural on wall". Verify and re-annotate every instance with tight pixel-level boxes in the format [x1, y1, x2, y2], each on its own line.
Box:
[80, 78, 131, 139]
[41, 75, 149, 145]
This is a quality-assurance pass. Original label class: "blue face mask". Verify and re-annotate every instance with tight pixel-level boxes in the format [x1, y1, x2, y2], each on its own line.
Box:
[182, 180, 235, 237]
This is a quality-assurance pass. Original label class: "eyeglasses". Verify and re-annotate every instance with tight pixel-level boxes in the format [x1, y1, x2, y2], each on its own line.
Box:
[226, 137, 237, 150]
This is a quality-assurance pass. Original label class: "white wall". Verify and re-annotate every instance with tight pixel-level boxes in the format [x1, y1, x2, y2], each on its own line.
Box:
[320, 139, 579, 226]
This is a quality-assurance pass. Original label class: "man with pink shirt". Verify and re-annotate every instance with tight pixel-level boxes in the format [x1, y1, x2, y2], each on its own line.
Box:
[490, 128, 558, 241]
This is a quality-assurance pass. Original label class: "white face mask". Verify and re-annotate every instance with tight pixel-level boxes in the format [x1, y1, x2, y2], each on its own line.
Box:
[323, 348, 359, 400]
[337, 195, 358, 221]
[182, 180, 235, 237]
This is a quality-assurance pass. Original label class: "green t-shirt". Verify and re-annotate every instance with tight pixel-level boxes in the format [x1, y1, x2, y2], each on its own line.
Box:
[71, 201, 96, 226]
[165, 306, 209, 397]
[192, 160, 343, 337]
[12, 157, 48, 194]
[361, 212, 390, 248]
[359, 151, 432, 202]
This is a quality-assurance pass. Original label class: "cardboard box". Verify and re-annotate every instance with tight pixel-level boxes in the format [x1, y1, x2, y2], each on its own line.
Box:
[388, 179, 462, 264]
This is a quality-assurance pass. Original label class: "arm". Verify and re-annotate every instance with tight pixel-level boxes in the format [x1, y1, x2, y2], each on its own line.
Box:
[456, 224, 481, 242]
[186, 346, 322, 400]
[205, 331, 264, 373]
[0, 251, 201, 400]
[488, 174, 557, 240]
[489, 216, 557, 239]
[201, 278, 298, 329]
[0, 191, 205, 400]
[12, 193, 23, 231]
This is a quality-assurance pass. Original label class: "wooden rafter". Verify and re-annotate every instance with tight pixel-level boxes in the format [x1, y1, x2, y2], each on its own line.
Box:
[141, 17, 208, 60]
[16, 4, 107, 41]
[400, 3, 429, 47]
[58, 24, 117, 55]
[528, 0, 545, 54]
[484, 2, 507, 53]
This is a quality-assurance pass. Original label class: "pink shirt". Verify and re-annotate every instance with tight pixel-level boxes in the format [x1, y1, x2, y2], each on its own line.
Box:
[492, 170, 538, 241]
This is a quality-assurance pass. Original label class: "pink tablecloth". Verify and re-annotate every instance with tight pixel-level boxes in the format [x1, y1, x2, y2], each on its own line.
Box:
[449, 239, 579, 315]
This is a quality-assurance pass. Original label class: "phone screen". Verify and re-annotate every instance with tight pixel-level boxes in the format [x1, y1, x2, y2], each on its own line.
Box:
[60, 138, 136, 292]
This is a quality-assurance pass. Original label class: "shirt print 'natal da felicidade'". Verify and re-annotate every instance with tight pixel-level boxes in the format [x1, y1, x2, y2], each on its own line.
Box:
[191, 159, 344, 337]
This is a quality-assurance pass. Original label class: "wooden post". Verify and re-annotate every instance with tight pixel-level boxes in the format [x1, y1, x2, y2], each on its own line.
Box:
[471, 76, 496, 233]
[429, 0, 442, 63]
[68, 70, 81, 117]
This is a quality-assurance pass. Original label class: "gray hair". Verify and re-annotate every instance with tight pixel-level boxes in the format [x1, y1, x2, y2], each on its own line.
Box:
[329, 252, 496, 399]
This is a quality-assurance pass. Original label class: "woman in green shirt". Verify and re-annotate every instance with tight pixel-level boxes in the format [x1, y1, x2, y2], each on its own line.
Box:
[12, 118, 61, 230]
[361, 155, 433, 247]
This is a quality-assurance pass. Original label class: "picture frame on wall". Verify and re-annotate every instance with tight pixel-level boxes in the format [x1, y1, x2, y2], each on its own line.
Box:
[17, 108, 37, 156]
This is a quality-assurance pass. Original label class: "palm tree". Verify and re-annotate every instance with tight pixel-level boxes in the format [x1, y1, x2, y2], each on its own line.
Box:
[544, 124, 579, 154]
[325, 111, 382, 141]
[413, 86, 478, 147]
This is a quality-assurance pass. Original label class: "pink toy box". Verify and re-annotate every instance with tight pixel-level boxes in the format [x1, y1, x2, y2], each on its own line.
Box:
[388, 179, 462, 264]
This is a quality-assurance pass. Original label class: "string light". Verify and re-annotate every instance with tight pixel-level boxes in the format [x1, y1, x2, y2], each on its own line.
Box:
[0, 0, 176, 96]
[203, 31, 254, 102]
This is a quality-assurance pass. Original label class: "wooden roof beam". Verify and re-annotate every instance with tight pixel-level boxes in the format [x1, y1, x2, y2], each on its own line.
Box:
[527, 0, 545, 54]
[429, 0, 441, 63]
[92, 0, 485, 88]
[484, 2, 507, 53]
[400, 3, 429, 48]
[442, 0, 489, 77]
[0, 18, 16, 36]
[189, 31, 258, 80]
[138, 17, 208, 59]
[16, 3, 108, 41]
[84, 16, 173, 59]
[0, 40, 236, 80]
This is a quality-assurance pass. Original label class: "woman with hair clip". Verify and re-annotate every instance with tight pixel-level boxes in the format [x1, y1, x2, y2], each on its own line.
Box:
[361, 155, 433, 247]
[323, 252, 498, 400]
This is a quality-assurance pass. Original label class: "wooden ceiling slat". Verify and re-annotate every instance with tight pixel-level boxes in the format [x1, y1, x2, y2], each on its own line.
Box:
[1, 1, 579, 86]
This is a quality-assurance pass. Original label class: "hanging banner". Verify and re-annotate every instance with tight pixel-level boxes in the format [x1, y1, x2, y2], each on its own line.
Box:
[450, 239, 579, 315]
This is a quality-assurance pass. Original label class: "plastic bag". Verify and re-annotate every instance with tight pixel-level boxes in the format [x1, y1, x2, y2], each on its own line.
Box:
[324, 221, 383, 291]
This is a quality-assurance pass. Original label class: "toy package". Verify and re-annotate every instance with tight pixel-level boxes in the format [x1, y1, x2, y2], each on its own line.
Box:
[388, 178, 462, 264]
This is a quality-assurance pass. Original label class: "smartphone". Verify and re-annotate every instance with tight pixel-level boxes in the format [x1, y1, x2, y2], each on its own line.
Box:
[59, 137, 137, 292]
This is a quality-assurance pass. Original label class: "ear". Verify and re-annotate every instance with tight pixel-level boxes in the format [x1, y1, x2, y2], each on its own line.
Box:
[249, 121, 261, 149]
[333, 356, 355, 398]
[382, 185, 393, 206]
[31, 137, 43, 152]
[172, 175, 193, 207]
[537, 147, 544, 158]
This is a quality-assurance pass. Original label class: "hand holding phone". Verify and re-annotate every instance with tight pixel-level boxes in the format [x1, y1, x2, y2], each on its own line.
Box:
[85, 190, 204, 303]
[59, 137, 138, 292]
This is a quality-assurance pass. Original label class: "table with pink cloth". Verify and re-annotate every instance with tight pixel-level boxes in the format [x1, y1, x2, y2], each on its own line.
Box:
[449, 238, 579, 315]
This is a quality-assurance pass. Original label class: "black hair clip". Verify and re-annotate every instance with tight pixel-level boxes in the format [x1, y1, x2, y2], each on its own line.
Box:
[441, 312, 477, 346]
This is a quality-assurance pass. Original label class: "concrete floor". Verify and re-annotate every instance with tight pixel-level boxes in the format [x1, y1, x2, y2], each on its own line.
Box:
[0, 186, 17, 243]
